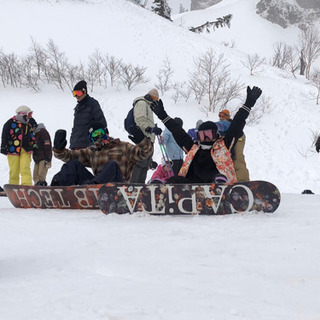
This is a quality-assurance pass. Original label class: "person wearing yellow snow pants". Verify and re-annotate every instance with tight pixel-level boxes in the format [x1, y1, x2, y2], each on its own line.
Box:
[7, 148, 32, 185]
[1, 106, 37, 186]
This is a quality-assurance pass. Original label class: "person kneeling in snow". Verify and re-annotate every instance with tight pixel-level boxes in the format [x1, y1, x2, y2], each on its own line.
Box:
[51, 122, 153, 186]
[150, 86, 262, 184]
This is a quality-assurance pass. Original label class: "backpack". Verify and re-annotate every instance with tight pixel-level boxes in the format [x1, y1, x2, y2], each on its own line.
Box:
[124, 99, 144, 134]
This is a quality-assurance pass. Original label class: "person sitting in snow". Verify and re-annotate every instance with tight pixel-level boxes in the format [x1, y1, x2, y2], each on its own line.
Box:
[51, 122, 153, 186]
[148, 158, 174, 184]
[150, 86, 262, 184]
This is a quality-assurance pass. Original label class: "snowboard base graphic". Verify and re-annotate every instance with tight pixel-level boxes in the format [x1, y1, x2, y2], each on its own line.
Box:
[98, 180, 281, 215]
[3, 184, 101, 209]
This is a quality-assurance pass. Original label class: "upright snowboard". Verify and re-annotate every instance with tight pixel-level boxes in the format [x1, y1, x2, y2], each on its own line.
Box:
[3, 184, 101, 209]
[98, 180, 281, 215]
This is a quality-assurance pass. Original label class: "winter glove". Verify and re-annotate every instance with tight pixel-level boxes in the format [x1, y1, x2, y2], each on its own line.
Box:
[54, 129, 67, 151]
[128, 125, 145, 144]
[145, 126, 162, 136]
[316, 136, 320, 153]
[150, 99, 169, 121]
[244, 86, 262, 109]
[149, 160, 158, 170]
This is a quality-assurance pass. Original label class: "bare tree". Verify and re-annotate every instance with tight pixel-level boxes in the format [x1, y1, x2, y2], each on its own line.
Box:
[298, 26, 320, 79]
[85, 50, 104, 91]
[310, 68, 320, 105]
[241, 53, 265, 75]
[0, 51, 21, 87]
[189, 49, 242, 112]
[120, 63, 149, 90]
[155, 57, 174, 95]
[29, 37, 48, 81]
[45, 39, 70, 90]
[100, 54, 122, 88]
[20, 55, 41, 91]
[271, 42, 292, 69]
[171, 81, 191, 103]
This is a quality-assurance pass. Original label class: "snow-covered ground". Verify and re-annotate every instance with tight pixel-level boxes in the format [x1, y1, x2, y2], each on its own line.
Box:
[1, 0, 320, 319]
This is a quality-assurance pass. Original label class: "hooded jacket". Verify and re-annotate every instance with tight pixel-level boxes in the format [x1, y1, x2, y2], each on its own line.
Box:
[1, 116, 36, 155]
[133, 95, 156, 143]
[33, 123, 52, 163]
[70, 95, 107, 149]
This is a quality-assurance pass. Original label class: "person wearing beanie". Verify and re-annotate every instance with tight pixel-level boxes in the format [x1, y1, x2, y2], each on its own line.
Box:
[150, 86, 262, 184]
[1, 106, 38, 185]
[70, 80, 107, 149]
[130, 88, 162, 183]
[162, 117, 184, 175]
[51, 122, 153, 186]
[218, 109, 230, 120]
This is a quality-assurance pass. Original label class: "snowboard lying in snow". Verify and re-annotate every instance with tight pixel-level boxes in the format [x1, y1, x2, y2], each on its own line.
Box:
[3, 181, 281, 215]
[3, 184, 101, 209]
[98, 180, 281, 215]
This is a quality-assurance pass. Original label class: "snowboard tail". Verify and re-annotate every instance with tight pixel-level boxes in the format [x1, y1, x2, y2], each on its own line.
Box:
[98, 180, 281, 215]
[3, 184, 101, 209]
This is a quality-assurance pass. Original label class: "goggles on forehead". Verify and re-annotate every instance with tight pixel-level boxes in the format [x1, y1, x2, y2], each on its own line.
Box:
[73, 90, 84, 97]
[198, 129, 217, 142]
[89, 128, 106, 142]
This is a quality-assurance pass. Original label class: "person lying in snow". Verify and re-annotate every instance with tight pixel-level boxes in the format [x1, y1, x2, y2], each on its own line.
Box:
[150, 86, 262, 184]
[51, 122, 153, 186]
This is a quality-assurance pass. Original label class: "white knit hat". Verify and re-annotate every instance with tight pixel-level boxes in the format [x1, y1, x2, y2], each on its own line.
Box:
[16, 105, 32, 114]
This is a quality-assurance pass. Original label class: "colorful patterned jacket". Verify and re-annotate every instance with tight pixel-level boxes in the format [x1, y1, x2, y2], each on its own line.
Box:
[161, 105, 250, 183]
[54, 137, 153, 182]
[1, 116, 36, 156]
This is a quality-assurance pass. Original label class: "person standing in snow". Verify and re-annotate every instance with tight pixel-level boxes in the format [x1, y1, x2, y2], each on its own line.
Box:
[1, 105, 37, 185]
[130, 88, 162, 183]
[51, 122, 153, 186]
[70, 80, 107, 150]
[150, 86, 262, 184]
[217, 109, 250, 182]
[32, 123, 52, 186]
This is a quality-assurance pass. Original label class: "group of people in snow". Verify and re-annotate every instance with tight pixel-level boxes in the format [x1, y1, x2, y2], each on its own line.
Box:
[1, 79, 264, 190]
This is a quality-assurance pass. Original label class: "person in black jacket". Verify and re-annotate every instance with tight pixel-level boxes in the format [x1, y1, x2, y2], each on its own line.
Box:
[150, 86, 262, 184]
[70, 80, 107, 149]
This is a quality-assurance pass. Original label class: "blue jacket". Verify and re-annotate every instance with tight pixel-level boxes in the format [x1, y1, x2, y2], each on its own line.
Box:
[162, 128, 184, 160]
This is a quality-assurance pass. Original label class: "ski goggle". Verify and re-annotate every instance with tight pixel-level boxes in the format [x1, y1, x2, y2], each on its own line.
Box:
[89, 128, 106, 142]
[73, 90, 84, 97]
[198, 129, 217, 142]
